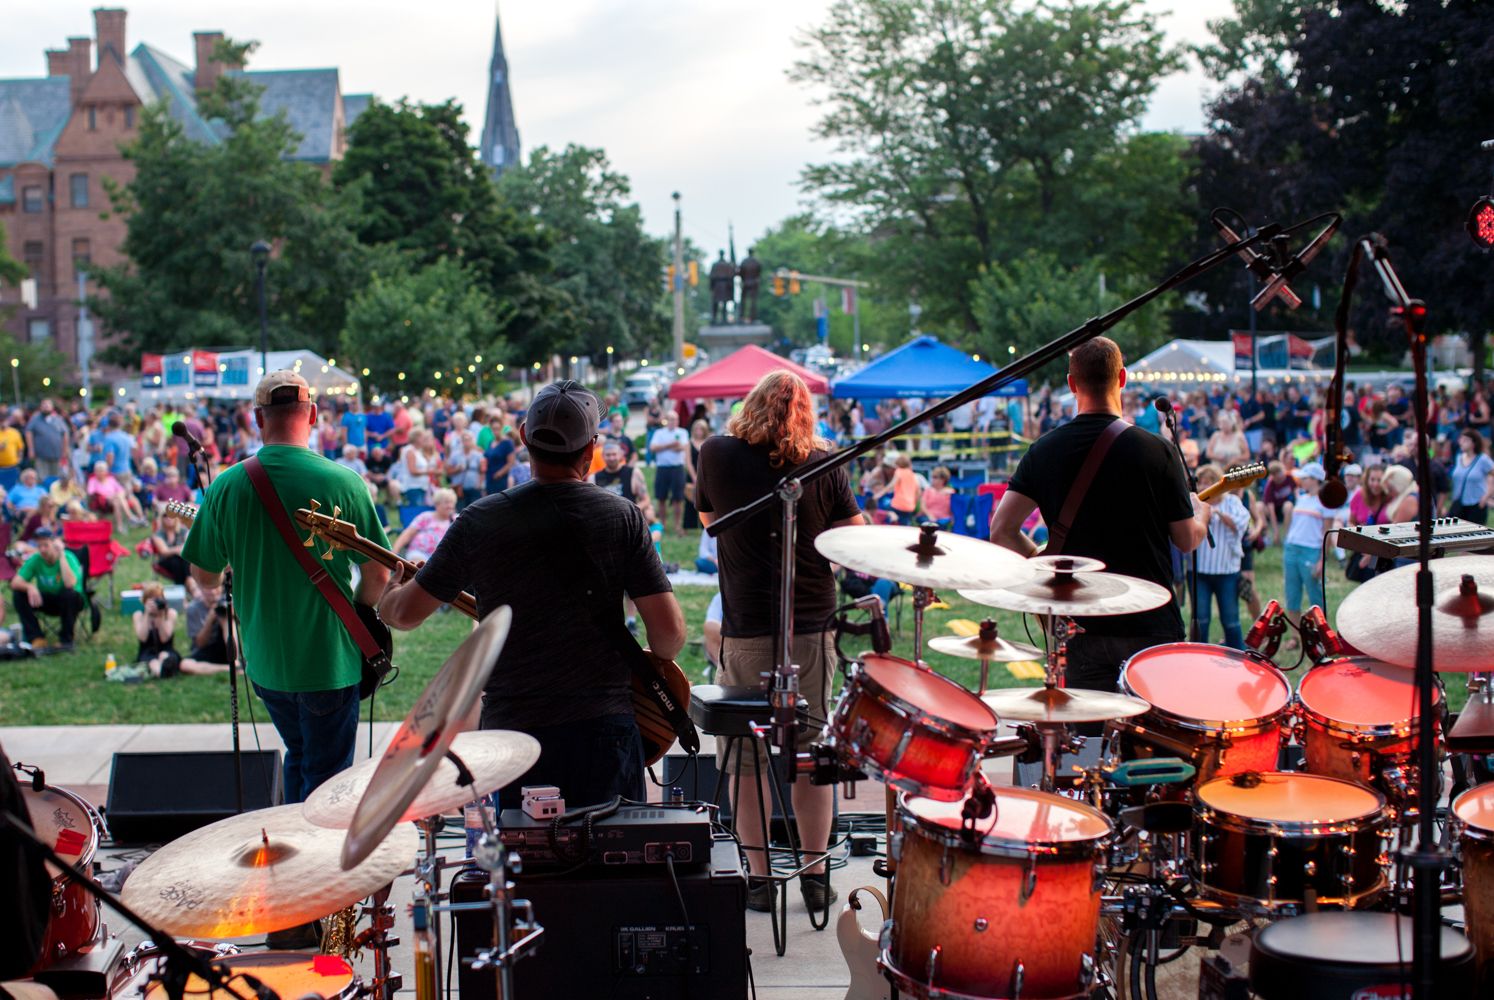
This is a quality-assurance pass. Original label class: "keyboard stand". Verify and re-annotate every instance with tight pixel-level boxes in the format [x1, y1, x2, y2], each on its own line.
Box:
[1448, 673, 1494, 754]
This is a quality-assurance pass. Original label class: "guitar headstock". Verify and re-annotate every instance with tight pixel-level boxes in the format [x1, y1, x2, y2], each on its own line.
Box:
[163, 500, 198, 522]
[296, 499, 357, 562]
[1223, 460, 1268, 487]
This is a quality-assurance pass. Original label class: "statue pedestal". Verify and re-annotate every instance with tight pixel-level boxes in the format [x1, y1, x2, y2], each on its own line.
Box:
[699, 323, 773, 351]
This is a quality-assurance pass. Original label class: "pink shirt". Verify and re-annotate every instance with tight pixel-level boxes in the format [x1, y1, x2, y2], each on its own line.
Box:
[921, 486, 952, 520]
[87, 474, 123, 499]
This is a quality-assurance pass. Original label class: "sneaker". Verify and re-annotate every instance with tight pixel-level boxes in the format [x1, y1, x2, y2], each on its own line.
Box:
[800, 871, 837, 911]
[746, 877, 776, 913]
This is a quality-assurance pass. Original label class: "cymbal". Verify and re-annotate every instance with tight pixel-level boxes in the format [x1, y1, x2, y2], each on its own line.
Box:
[342, 606, 513, 870]
[1336, 555, 1494, 671]
[960, 558, 1172, 617]
[304, 730, 539, 830]
[814, 524, 1032, 591]
[982, 686, 1151, 724]
[928, 633, 1043, 662]
[122, 804, 416, 938]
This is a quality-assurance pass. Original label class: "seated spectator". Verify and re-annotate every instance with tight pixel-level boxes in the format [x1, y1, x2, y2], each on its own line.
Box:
[181, 584, 233, 674]
[335, 444, 368, 478]
[15, 496, 62, 559]
[151, 466, 193, 510]
[88, 461, 145, 530]
[393, 487, 457, 564]
[696, 528, 718, 574]
[10, 530, 84, 649]
[921, 465, 954, 529]
[135, 456, 163, 513]
[48, 465, 89, 519]
[7, 469, 47, 520]
[509, 447, 532, 486]
[704, 590, 723, 679]
[129, 582, 182, 679]
[150, 511, 191, 586]
[449, 431, 484, 509]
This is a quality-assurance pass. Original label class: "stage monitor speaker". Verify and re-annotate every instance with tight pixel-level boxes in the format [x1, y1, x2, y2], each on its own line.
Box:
[452, 837, 748, 1000]
[106, 750, 282, 843]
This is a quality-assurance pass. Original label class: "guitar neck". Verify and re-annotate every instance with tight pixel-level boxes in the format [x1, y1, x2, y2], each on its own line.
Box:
[352, 544, 480, 620]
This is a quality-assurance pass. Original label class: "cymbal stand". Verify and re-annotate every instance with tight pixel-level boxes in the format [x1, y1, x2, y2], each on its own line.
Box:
[1033, 613, 1083, 791]
[444, 808, 543, 1000]
[975, 618, 998, 694]
[911, 584, 939, 666]
[362, 884, 401, 1000]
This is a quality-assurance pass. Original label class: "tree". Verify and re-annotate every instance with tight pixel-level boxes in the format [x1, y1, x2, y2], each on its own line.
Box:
[92, 39, 367, 362]
[498, 145, 668, 362]
[340, 257, 499, 397]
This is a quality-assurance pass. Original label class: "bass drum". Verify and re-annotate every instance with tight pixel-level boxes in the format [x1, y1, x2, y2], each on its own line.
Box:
[1117, 643, 1290, 783]
[22, 781, 106, 970]
[884, 789, 1111, 999]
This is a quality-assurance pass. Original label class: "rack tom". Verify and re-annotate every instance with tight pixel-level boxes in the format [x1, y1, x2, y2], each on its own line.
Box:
[1118, 643, 1290, 782]
[884, 789, 1110, 998]
[1194, 772, 1389, 912]
[22, 781, 106, 970]
[831, 654, 997, 801]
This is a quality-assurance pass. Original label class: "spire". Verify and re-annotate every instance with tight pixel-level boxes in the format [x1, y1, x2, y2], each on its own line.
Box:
[479, 4, 521, 177]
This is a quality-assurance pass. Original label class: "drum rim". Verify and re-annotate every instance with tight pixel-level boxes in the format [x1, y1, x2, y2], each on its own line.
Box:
[137, 951, 358, 1000]
[878, 948, 1093, 1000]
[1192, 874, 1388, 913]
[899, 790, 1113, 858]
[1452, 783, 1494, 840]
[1120, 643, 1291, 735]
[854, 656, 1000, 738]
[25, 782, 102, 870]
[1295, 657, 1431, 737]
[1194, 773, 1388, 834]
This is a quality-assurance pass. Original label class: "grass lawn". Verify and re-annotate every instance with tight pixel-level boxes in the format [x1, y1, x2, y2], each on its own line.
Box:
[0, 512, 1468, 727]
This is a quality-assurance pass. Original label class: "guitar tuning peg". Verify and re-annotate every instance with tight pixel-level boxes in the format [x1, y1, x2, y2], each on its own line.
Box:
[321, 547, 334, 562]
[332, 505, 341, 519]
[309, 499, 321, 512]
[302, 535, 315, 548]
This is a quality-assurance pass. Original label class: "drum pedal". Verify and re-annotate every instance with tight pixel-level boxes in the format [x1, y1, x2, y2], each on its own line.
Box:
[1197, 953, 1250, 999]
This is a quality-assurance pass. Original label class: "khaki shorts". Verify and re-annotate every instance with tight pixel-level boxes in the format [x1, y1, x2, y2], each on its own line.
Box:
[716, 631, 835, 777]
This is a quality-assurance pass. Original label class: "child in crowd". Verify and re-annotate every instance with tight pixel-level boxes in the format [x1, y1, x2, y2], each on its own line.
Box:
[921, 465, 954, 529]
[1280, 461, 1346, 641]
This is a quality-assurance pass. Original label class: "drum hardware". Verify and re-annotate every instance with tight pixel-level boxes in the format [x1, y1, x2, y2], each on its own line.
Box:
[1296, 606, 1344, 664]
[441, 832, 543, 1000]
[1244, 598, 1288, 659]
[927, 618, 1043, 694]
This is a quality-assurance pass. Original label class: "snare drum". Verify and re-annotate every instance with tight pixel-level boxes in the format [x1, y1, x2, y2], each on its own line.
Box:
[831, 654, 997, 801]
[1452, 782, 1494, 986]
[21, 781, 106, 969]
[885, 789, 1111, 999]
[1118, 643, 1290, 782]
[115, 950, 357, 1000]
[1297, 656, 1437, 803]
[1194, 772, 1389, 911]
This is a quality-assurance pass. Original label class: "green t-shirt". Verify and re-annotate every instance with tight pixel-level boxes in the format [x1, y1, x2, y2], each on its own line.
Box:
[476, 425, 494, 451]
[182, 445, 389, 693]
[18, 550, 84, 595]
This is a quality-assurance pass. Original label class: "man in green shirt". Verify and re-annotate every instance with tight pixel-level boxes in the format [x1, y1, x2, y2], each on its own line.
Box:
[184, 371, 391, 803]
[10, 529, 84, 648]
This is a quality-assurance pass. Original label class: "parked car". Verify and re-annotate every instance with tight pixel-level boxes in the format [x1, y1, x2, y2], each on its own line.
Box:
[623, 372, 663, 406]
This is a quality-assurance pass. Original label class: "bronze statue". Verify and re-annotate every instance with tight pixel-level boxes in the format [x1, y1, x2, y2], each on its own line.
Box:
[737, 247, 762, 324]
[709, 250, 735, 324]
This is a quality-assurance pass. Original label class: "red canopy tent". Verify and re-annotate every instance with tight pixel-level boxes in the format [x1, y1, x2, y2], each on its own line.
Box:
[666, 345, 829, 400]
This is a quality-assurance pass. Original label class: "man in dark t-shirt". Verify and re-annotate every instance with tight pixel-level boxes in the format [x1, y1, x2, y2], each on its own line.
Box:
[992, 337, 1210, 693]
[379, 381, 685, 810]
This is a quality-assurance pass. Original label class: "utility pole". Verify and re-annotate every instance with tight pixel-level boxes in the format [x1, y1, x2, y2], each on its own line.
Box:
[76, 269, 93, 398]
[672, 192, 685, 368]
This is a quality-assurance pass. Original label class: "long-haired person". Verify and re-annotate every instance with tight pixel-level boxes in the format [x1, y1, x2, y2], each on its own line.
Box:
[694, 370, 866, 914]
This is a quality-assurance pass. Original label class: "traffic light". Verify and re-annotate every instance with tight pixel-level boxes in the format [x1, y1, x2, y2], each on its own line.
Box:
[1468, 196, 1494, 249]
[789, 270, 801, 295]
[665, 264, 676, 292]
[687, 261, 699, 286]
[772, 274, 785, 296]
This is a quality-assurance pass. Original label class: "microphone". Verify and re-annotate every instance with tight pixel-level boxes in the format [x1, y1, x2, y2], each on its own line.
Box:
[1319, 471, 1349, 509]
[852, 594, 892, 655]
[1252, 214, 1340, 312]
[1152, 395, 1172, 416]
[172, 420, 204, 455]
[1211, 216, 1303, 311]
[1244, 599, 1287, 659]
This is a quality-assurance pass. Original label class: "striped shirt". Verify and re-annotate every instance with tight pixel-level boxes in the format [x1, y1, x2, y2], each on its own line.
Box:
[1196, 492, 1251, 575]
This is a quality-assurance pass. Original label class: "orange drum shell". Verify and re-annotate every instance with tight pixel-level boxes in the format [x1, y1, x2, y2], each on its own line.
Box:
[889, 820, 1101, 997]
[1454, 785, 1494, 989]
[24, 784, 103, 971]
[832, 671, 988, 801]
[1301, 718, 1419, 787]
[1118, 718, 1283, 784]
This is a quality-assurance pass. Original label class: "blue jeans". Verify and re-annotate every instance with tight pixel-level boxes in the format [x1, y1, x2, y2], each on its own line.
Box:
[695, 557, 718, 574]
[482, 711, 645, 811]
[254, 683, 360, 803]
[1195, 572, 1244, 648]
[1282, 542, 1324, 613]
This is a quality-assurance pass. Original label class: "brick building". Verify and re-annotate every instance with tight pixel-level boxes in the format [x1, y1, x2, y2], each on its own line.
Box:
[0, 8, 370, 371]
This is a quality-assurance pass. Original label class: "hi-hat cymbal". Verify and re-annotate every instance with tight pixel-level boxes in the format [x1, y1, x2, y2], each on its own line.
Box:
[304, 730, 539, 830]
[342, 607, 513, 870]
[960, 557, 1172, 617]
[928, 633, 1043, 662]
[982, 686, 1151, 724]
[1336, 555, 1494, 671]
[122, 805, 416, 938]
[814, 524, 1032, 591]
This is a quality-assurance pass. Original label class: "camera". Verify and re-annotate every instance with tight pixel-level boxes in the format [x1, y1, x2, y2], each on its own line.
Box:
[147, 597, 166, 613]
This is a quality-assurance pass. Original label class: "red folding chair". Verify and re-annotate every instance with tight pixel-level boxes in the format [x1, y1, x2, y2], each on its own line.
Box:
[62, 519, 127, 605]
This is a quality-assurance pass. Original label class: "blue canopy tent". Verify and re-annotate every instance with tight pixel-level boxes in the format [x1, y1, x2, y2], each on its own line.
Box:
[830, 336, 1028, 399]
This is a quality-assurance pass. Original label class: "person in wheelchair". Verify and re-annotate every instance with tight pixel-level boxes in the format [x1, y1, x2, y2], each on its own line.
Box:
[10, 528, 84, 650]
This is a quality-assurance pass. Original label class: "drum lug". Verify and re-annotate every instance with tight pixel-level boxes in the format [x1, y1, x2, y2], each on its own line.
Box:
[1092, 861, 1106, 893]
[926, 945, 942, 986]
[889, 832, 904, 862]
[890, 726, 915, 769]
[1079, 952, 1096, 989]
[1011, 959, 1025, 998]
[1303, 861, 1317, 877]
[851, 718, 874, 752]
[939, 844, 953, 886]
[1019, 856, 1038, 905]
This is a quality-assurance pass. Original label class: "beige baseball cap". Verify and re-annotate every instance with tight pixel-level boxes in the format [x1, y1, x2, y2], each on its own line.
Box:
[255, 370, 311, 407]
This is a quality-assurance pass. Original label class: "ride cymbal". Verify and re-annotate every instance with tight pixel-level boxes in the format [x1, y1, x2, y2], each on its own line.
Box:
[304, 730, 538, 830]
[122, 804, 416, 938]
[814, 524, 1032, 591]
[981, 686, 1150, 724]
[961, 556, 1171, 617]
[1336, 555, 1494, 671]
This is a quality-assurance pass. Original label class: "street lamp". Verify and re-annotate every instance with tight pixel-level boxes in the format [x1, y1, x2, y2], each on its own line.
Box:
[606, 345, 615, 392]
[9, 357, 18, 405]
[251, 240, 271, 378]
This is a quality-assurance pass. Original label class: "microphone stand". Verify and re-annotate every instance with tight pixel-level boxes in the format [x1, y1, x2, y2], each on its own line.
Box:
[706, 215, 1308, 780]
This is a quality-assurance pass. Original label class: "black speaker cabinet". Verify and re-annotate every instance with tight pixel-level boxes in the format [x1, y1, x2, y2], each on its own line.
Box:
[452, 837, 748, 1000]
[106, 750, 282, 842]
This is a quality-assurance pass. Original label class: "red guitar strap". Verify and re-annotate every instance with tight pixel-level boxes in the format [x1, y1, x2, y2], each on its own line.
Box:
[1047, 418, 1131, 555]
[242, 457, 381, 661]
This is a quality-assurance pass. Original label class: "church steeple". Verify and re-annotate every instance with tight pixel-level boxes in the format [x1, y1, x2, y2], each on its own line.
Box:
[479, 4, 521, 176]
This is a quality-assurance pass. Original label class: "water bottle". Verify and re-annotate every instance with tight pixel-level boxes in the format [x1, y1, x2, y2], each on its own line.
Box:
[105, 652, 117, 675]
[464, 799, 495, 862]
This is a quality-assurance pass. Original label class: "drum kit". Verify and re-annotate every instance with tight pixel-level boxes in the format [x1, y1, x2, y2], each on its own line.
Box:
[816, 524, 1494, 998]
[13, 607, 554, 1000]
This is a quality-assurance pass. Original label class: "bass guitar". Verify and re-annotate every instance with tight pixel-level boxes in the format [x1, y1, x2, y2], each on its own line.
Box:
[1197, 460, 1268, 502]
[295, 501, 696, 766]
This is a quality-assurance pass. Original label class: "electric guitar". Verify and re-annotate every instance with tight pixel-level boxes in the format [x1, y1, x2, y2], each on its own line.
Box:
[295, 501, 697, 766]
[1197, 461, 1268, 502]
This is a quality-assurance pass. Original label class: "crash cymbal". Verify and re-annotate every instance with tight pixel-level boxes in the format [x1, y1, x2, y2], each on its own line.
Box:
[342, 606, 513, 869]
[928, 633, 1043, 662]
[304, 730, 539, 830]
[1336, 555, 1494, 671]
[122, 804, 417, 938]
[960, 556, 1171, 617]
[814, 524, 1032, 591]
[981, 686, 1151, 724]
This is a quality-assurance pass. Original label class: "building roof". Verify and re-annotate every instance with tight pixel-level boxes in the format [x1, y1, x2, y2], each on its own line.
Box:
[0, 175, 13, 204]
[242, 69, 342, 161]
[343, 93, 371, 129]
[0, 77, 72, 167]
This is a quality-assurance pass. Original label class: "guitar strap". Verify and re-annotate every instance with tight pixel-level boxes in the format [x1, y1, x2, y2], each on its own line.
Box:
[243, 457, 385, 667]
[497, 480, 700, 755]
[1047, 418, 1131, 555]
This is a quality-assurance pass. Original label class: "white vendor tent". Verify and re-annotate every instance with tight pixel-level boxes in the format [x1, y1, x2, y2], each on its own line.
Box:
[137, 349, 360, 403]
[1126, 339, 1237, 385]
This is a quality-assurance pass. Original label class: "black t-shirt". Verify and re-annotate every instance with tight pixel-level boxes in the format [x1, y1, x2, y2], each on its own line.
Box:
[415, 480, 672, 729]
[1008, 413, 1193, 638]
[694, 438, 861, 638]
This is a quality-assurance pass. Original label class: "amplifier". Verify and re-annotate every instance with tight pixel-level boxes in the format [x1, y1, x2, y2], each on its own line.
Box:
[498, 803, 715, 869]
[452, 837, 747, 1000]
[106, 750, 282, 843]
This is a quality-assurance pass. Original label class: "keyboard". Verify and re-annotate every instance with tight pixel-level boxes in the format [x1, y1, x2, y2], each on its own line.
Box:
[1336, 517, 1494, 560]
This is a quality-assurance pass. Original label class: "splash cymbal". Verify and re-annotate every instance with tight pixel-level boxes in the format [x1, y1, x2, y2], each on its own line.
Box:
[928, 633, 1043, 662]
[982, 686, 1151, 724]
[961, 556, 1171, 617]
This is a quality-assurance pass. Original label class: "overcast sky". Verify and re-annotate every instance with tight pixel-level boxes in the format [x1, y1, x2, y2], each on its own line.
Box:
[4, 0, 1238, 253]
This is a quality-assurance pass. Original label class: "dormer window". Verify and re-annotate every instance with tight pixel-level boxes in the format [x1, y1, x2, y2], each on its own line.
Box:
[87, 106, 96, 131]
[125, 106, 135, 128]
